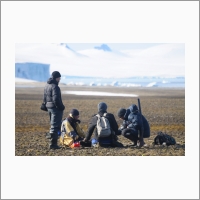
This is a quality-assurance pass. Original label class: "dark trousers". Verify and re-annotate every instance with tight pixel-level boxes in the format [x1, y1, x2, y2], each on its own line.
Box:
[94, 134, 112, 142]
[121, 128, 139, 142]
[47, 108, 63, 139]
[92, 131, 123, 147]
[120, 127, 150, 142]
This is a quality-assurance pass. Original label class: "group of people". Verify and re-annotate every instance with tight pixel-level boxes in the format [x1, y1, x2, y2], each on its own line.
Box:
[43, 71, 150, 150]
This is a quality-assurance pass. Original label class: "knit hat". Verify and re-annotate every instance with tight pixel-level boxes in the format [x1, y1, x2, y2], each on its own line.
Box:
[51, 71, 61, 79]
[98, 102, 107, 112]
[117, 108, 126, 118]
[70, 109, 79, 116]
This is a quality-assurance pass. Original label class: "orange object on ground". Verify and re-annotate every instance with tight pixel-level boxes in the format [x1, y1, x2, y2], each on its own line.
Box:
[70, 142, 80, 148]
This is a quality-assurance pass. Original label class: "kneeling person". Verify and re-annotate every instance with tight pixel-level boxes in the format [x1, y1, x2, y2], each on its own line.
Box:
[60, 109, 85, 148]
[117, 104, 150, 147]
[84, 102, 120, 147]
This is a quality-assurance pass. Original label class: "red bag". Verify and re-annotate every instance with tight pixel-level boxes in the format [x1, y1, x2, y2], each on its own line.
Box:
[70, 142, 80, 148]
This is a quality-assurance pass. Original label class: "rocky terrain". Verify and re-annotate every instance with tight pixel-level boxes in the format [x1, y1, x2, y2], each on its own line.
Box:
[15, 84, 185, 156]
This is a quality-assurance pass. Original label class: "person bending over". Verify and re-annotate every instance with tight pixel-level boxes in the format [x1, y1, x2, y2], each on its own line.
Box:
[117, 104, 150, 147]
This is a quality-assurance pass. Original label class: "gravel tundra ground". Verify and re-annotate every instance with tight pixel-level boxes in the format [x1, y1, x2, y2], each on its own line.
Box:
[15, 84, 185, 156]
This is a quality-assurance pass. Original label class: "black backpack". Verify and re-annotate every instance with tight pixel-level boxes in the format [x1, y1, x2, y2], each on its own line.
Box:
[154, 132, 176, 146]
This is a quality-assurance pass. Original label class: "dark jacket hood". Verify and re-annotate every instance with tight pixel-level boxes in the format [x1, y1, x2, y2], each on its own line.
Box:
[128, 104, 138, 113]
[47, 78, 58, 85]
[67, 116, 80, 124]
[124, 104, 138, 120]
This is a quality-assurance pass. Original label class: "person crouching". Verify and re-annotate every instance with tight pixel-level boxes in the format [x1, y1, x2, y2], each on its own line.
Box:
[117, 105, 150, 147]
[60, 109, 85, 148]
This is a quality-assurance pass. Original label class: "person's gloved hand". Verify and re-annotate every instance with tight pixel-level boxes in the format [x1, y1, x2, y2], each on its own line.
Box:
[76, 120, 81, 124]
[83, 138, 89, 143]
[80, 139, 91, 147]
[127, 123, 134, 128]
[119, 125, 125, 130]
[69, 131, 78, 140]
[79, 137, 84, 141]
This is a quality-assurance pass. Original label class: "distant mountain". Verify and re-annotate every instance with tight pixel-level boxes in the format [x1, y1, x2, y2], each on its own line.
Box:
[60, 43, 76, 52]
[60, 43, 87, 57]
[94, 44, 130, 57]
[94, 44, 112, 52]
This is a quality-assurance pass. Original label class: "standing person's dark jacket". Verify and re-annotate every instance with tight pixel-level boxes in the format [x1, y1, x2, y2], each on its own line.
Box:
[43, 71, 65, 150]
[44, 78, 65, 111]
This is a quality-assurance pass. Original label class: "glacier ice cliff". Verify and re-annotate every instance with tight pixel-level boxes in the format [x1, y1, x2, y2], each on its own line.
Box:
[15, 62, 50, 82]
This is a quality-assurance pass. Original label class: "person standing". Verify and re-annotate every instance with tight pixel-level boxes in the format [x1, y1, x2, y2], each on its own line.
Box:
[43, 71, 65, 149]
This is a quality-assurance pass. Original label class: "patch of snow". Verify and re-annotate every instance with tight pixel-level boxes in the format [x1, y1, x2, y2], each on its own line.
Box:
[63, 91, 138, 97]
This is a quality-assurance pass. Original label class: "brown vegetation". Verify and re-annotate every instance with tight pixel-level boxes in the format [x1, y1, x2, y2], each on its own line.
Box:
[15, 85, 185, 156]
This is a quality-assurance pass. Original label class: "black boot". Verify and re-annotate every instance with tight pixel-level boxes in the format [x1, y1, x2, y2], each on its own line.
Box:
[138, 128, 144, 148]
[110, 133, 123, 147]
[111, 139, 124, 147]
[49, 138, 61, 150]
[132, 139, 138, 146]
